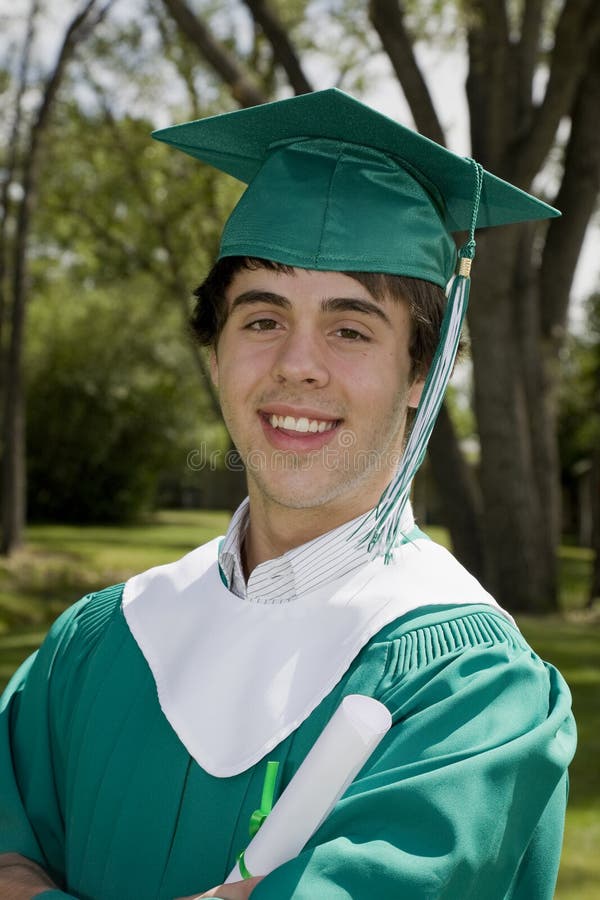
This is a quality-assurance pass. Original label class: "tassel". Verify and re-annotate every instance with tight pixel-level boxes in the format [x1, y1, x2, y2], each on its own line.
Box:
[357, 160, 484, 561]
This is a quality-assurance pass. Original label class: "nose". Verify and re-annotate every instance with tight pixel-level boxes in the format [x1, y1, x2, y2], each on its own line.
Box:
[270, 327, 330, 387]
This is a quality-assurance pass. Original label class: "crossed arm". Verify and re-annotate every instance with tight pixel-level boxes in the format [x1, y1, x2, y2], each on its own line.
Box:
[0, 851, 58, 897]
[0, 853, 261, 900]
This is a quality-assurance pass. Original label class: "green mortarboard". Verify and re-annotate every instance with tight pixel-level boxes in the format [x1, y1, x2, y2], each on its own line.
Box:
[152, 89, 559, 558]
[152, 88, 558, 288]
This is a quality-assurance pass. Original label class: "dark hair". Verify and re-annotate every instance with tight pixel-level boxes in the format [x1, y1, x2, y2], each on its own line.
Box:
[191, 256, 452, 379]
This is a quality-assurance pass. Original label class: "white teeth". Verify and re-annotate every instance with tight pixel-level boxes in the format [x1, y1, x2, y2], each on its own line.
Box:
[268, 414, 336, 433]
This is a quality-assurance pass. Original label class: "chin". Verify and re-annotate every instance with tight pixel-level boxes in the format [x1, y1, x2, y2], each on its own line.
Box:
[252, 470, 379, 513]
[259, 484, 335, 511]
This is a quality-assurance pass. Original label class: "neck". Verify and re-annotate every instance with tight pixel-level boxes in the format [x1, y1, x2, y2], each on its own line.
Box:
[242, 489, 377, 577]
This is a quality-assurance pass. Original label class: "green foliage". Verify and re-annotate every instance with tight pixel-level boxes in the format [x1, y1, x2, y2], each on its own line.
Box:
[0, 66, 10, 98]
[35, 101, 239, 291]
[559, 292, 600, 473]
[302, 1, 385, 95]
[20, 94, 240, 526]
[25, 276, 222, 523]
[445, 381, 477, 441]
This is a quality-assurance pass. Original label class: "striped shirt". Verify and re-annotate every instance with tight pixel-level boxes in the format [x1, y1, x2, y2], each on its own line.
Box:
[219, 497, 415, 604]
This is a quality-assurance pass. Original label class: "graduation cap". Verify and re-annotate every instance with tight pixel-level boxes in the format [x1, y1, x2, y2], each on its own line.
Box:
[153, 89, 559, 558]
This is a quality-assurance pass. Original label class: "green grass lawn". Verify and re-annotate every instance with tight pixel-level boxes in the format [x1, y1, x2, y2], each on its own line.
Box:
[0, 512, 598, 897]
[518, 615, 600, 899]
[0, 510, 231, 685]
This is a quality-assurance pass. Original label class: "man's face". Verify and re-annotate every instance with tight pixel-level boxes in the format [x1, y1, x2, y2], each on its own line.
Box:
[211, 266, 424, 520]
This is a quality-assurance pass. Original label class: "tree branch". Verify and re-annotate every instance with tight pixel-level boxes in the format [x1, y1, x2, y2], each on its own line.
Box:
[242, 0, 313, 94]
[515, 0, 544, 122]
[368, 0, 445, 145]
[160, 0, 266, 107]
[30, 1, 111, 145]
[152, 0, 203, 119]
[513, 0, 600, 185]
[466, 0, 513, 168]
[539, 34, 600, 347]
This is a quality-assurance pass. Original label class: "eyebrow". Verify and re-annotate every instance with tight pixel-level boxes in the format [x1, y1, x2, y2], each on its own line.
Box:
[229, 290, 392, 326]
[229, 290, 291, 313]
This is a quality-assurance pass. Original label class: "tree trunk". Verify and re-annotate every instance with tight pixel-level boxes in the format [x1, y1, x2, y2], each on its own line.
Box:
[0, 0, 40, 448]
[427, 402, 486, 583]
[0, 354, 26, 554]
[461, 1, 600, 611]
[1, 115, 36, 555]
[589, 443, 600, 609]
[468, 228, 556, 611]
[1, 0, 107, 556]
[512, 225, 561, 552]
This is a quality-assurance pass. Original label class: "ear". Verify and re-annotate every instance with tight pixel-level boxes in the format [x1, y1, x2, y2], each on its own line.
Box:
[209, 347, 219, 388]
[407, 376, 425, 409]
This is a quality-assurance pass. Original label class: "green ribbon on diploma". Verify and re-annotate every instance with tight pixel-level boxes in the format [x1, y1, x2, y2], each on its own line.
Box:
[249, 760, 280, 837]
[237, 850, 253, 880]
[236, 760, 280, 879]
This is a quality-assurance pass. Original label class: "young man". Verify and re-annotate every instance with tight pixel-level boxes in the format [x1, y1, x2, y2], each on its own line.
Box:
[0, 90, 576, 900]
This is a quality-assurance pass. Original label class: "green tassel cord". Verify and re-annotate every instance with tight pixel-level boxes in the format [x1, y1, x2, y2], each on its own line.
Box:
[360, 160, 484, 561]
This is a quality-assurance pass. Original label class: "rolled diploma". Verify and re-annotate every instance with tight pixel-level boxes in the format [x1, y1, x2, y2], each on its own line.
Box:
[225, 693, 392, 883]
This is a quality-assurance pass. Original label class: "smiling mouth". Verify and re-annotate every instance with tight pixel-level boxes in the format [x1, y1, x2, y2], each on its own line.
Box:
[267, 414, 339, 434]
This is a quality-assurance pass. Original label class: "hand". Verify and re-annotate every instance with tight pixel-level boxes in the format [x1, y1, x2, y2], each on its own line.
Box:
[0, 853, 60, 899]
[175, 875, 263, 899]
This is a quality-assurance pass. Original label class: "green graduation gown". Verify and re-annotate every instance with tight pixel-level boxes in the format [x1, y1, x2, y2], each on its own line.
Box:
[0, 582, 575, 899]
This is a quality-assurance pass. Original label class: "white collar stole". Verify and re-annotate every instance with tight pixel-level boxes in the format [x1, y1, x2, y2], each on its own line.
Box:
[122, 537, 508, 777]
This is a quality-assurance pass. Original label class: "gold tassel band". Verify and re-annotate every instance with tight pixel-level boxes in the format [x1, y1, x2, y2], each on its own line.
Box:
[457, 257, 472, 277]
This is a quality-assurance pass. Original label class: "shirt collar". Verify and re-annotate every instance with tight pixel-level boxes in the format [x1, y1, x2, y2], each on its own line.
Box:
[219, 497, 415, 604]
[219, 498, 251, 599]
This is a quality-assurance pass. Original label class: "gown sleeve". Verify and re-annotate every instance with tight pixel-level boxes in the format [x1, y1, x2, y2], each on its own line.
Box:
[251, 611, 576, 900]
[0, 586, 123, 894]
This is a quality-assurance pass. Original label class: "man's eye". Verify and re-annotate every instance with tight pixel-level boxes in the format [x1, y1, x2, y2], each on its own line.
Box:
[247, 318, 279, 331]
[337, 327, 369, 341]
